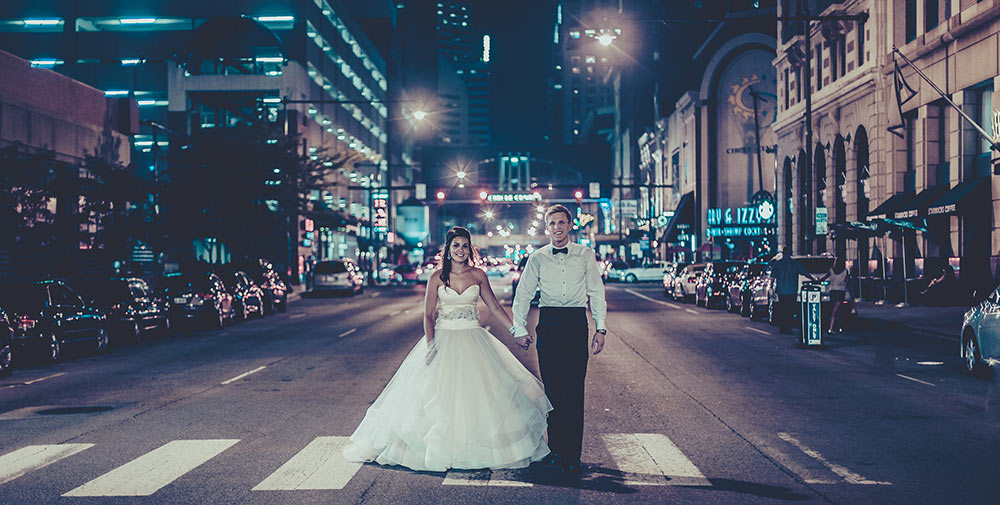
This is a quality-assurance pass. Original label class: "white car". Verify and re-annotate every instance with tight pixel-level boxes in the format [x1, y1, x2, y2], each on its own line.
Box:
[618, 262, 667, 283]
[672, 263, 707, 302]
[417, 263, 436, 283]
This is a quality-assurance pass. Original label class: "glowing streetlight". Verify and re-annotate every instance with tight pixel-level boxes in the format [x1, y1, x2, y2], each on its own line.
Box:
[574, 190, 584, 199]
[456, 170, 467, 180]
[597, 33, 615, 46]
[412, 110, 427, 120]
[479, 191, 488, 200]
[484, 210, 494, 220]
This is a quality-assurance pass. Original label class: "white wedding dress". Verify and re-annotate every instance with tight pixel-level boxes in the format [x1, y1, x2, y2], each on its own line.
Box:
[342, 284, 552, 472]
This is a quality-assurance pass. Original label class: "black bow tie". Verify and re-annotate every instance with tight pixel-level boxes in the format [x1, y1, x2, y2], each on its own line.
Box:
[553, 247, 569, 255]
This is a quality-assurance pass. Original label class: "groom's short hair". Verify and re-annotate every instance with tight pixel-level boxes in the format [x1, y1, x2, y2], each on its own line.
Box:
[544, 204, 572, 223]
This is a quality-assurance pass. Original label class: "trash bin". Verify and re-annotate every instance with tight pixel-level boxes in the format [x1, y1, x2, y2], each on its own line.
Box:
[800, 282, 824, 347]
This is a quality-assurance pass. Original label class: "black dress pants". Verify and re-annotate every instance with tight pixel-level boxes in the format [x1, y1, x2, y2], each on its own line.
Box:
[535, 307, 589, 464]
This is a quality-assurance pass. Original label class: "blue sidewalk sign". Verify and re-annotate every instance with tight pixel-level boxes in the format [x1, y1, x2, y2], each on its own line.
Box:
[800, 284, 824, 347]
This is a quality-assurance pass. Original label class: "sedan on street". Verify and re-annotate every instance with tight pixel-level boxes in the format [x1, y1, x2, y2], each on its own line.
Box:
[246, 259, 289, 314]
[726, 263, 769, 316]
[618, 262, 668, 283]
[961, 285, 1000, 376]
[1, 280, 109, 363]
[0, 305, 12, 375]
[313, 259, 365, 295]
[672, 263, 707, 303]
[77, 277, 171, 344]
[695, 261, 746, 308]
[161, 272, 236, 330]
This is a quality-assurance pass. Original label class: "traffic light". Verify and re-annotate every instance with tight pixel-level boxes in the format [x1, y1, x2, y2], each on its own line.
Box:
[300, 218, 314, 247]
[436, 190, 446, 201]
[574, 190, 583, 206]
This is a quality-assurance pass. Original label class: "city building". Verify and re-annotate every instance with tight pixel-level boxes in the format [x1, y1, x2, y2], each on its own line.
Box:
[0, 1, 398, 278]
[0, 48, 135, 281]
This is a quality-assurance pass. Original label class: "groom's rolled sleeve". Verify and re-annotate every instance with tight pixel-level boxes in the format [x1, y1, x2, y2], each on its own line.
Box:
[585, 251, 607, 329]
[511, 254, 539, 337]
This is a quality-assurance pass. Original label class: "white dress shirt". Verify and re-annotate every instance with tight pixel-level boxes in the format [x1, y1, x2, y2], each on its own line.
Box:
[512, 242, 607, 337]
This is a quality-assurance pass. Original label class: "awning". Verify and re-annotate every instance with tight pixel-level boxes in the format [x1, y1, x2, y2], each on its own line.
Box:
[660, 191, 694, 243]
[927, 177, 989, 216]
[894, 185, 950, 219]
[867, 191, 914, 221]
[831, 221, 885, 240]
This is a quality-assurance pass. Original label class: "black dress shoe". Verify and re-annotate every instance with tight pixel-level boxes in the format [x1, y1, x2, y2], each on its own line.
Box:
[561, 460, 583, 477]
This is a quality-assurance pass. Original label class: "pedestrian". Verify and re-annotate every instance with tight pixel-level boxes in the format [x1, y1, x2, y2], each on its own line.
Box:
[769, 246, 816, 334]
[342, 226, 551, 471]
[820, 257, 849, 333]
[512, 204, 608, 478]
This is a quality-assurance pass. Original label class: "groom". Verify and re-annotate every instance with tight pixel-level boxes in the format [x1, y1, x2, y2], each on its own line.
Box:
[511, 204, 608, 476]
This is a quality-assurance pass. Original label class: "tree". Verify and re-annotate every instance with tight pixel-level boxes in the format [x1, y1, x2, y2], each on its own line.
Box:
[164, 123, 355, 270]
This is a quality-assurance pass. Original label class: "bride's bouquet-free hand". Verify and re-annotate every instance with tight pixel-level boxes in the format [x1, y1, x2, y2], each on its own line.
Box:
[425, 338, 438, 366]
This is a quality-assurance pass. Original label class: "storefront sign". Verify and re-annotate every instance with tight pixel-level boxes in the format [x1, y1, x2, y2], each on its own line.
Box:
[620, 199, 638, 218]
[373, 191, 388, 233]
[815, 207, 828, 235]
[485, 192, 542, 203]
[706, 204, 776, 238]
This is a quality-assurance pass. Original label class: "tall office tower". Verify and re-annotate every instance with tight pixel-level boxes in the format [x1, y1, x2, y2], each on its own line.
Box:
[432, 0, 491, 145]
[548, 0, 618, 144]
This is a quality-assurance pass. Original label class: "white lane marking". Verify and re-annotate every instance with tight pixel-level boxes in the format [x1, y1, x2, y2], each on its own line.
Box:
[389, 310, 402, 316]
[253, 436, 361, 490]
[896, 374, 935, 387]
[63, 439, 240, 496]
[685, 309, 700, 315]
[442, 469, 531, 487]
[370, 292, 381, 298]
[602, 433, 709, 486]
[338, 328, 357, 338]
[290, 313, 307, 319]
[624, 289, 680, 309]
[220, 366, 267, 385]
[753, 439, 837, 485]
[0, 444, 94, 485]
[778, 433, 891, 485]
[23, 372, 65, 385]
[747, 327, 772, 336]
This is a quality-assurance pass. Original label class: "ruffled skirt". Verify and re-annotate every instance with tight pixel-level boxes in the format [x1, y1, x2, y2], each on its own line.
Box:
[342, 325, 552, 471]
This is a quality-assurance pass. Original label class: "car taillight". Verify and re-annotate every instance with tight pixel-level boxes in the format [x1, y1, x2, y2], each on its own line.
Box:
[17, 315, 36, 332]
[688, 276, 696, 283]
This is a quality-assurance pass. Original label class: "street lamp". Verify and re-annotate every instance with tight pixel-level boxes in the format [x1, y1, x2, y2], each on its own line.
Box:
[412, 110, 427, 121]
[597, 33, 615, 46]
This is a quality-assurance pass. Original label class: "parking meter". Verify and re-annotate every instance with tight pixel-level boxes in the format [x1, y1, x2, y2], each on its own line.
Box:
[800, 282, 824, 347]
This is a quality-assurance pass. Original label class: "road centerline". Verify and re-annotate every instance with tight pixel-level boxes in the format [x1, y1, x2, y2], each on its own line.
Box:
[624, 288, 681, 309]
[338, 328, 357, 338]
[220, 366, 267, 385]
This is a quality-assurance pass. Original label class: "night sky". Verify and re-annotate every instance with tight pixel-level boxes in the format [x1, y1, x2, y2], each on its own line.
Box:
[476, 0, 556, 145]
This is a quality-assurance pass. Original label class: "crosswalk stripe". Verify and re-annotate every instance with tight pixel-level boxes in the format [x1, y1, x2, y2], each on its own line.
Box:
[442, 469, 532, 487]
[62, 439, 240, 497]
[253, 436, 361, 491]
[602, 433, 709, 486]
[0, 444, 94, 486]
[778, 433, 891, 485]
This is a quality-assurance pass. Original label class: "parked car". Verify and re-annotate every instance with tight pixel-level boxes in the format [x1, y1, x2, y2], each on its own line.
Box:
[161, 272, 236, 330]
[0, 280, 109, 363]
[961, 285, 1000, 376]
[77, 277, 170, 344]
[726, 263, 769, 316]
[246, 259, 288, 314]
[672, 263, 707, 303]
[314, 259, 365, 295]
[695, 261, 746, 308]
[417, 262, 436, 283]
[0, 304, 13, 375]
[394, 264, 421, 284]
[215, 268, 265, 321]
[748, 255, 835, 322]
[619, 262, 668, 283]
[605, 260, 629, 282]
[663, 262, 688, 298]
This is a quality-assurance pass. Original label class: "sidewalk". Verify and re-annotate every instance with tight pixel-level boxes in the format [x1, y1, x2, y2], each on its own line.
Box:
[851, 300, 968, 340]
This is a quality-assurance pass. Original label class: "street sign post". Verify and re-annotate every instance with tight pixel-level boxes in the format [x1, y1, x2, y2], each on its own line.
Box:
[800, 283, 824, 348]
[815, 207, 828, 235]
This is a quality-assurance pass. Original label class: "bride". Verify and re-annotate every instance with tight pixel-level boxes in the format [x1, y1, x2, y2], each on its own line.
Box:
[342, 226, 552, 472]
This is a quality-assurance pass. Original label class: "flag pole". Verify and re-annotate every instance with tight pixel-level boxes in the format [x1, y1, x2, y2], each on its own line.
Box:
[893, 47, 998, 149]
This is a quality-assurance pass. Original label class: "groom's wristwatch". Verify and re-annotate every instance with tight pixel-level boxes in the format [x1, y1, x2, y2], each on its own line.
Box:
[595, 329, 607, 335]
[508, 325, 517, 336]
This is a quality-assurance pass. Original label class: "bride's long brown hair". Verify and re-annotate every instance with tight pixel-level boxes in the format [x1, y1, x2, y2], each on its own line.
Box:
[439, 226, 477, 287]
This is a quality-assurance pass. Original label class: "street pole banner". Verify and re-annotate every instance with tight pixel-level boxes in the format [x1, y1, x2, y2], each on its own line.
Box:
[801, 284, 823, 347]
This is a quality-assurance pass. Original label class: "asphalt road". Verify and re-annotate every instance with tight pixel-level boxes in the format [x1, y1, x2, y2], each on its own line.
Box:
[1, 275, 998, 504]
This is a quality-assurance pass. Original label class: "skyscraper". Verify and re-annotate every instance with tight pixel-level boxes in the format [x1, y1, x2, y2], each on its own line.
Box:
[432, 0, 491, 145]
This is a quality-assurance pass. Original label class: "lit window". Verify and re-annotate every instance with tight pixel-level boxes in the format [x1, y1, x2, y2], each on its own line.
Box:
[573, 129, 580, 135]
[573, 89, 579, 94]
[569, 30, 580, 39]
[585, 56, 595, 63]
[554, 84, 563, 89]
[571, 67, 580, 74]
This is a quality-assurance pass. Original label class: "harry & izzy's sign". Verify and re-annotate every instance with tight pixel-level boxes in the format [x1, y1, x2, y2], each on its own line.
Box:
[706, 204, 775, 238]
[485, 192, 542, 203]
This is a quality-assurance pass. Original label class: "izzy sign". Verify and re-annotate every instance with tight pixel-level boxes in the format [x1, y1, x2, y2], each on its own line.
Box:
[706, 204, 775, 238]
[486, 192, 542, 203]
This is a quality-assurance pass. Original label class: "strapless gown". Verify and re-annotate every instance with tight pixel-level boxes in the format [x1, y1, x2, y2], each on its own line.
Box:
[342, 284, 552, 471]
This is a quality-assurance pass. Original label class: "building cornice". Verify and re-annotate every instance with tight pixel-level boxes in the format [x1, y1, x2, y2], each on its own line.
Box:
[772, 70, 877, 133]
